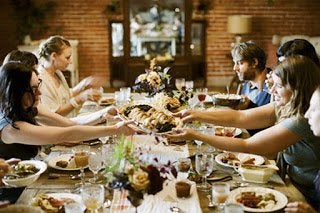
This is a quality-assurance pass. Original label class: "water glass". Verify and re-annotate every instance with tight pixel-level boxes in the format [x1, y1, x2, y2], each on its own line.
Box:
[211, 182, 230, 211]
[72, 146, 89, 187]
[81, 184, 105, 212]
[175, 78, 185, 91]
[120, 87, 131, 102]
[64, 202, 85, 213]
[88, 151, 103, 183]
[224, 203, 244, 213]
[195, 152, 214, 191]
[185, 80, 194, 91]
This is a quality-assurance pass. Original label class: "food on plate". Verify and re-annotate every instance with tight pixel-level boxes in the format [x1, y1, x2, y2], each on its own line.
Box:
[55, 160, 69, 168]
[3, 163, 39, 180]
[175, 181, 191, 198]
[121, 104, 181, 132]
[100, 97, 115, 104]
[215, 126, 236, 137]
[32, 193, 76, 213]
[214, 93, 242, 100]
[188, 172, 214, 183]
[221, 153, 255, 166]
[236, 191, 277, 209]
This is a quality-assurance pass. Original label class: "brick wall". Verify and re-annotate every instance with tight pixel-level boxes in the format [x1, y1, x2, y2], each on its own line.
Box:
[1, 0, 320, 87]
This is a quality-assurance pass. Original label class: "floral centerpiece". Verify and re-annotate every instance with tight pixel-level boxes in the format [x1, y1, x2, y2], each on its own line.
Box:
[106, 136, 177, 207]
[132, 58, 171, 97]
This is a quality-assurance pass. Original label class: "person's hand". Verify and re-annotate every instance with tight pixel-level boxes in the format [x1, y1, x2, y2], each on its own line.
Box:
[102, 106, 120, 121]
[164, 128, 198, 142]
[78, 76, 106, 90]
[284, 202, 317, 213]
[0, 158, 19, 186]
[172, 109, 195, 124]
[265, 70, 274, 92]
[234, 95, 251, 110]
[78, 88, 102, 102]
[0, 159, 11, 181]
[113, 120, 136, 135]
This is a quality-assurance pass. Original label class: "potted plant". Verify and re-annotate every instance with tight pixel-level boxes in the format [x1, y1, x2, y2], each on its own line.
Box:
[11, 0, 57, 44]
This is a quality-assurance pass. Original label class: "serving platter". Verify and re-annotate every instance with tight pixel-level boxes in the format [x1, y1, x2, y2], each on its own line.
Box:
[119, 103, 182, 134]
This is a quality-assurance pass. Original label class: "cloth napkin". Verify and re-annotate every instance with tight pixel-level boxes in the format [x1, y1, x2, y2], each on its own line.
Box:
[129, 135, 190, 164]
[111, 180, 202, 213]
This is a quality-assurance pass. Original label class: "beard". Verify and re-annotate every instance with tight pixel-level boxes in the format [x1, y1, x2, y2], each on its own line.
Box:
[238, 68, 256, 81]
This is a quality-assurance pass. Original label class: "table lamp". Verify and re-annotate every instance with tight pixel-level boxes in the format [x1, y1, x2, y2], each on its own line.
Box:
[228, 15, 252, 46]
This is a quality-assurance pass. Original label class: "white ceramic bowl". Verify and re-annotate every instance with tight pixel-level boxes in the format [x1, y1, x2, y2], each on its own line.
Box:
[2, 160, 47, 187]
[237, 164, 277, 184]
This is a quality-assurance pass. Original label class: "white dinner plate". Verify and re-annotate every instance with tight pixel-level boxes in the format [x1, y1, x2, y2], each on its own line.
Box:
[47, 153, 87, 171]
[214, 126, 242, 137]
[45, 193, 82, 203]
[215, 152, 265, 168]
[226, 186, 288, 212]
[33, 193, 84, 212]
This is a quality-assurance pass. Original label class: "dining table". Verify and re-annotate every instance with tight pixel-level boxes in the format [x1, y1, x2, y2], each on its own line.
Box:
[15, 92, 307, 213]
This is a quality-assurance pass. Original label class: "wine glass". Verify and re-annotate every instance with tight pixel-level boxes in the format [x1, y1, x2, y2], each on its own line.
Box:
[195, 152, 214, 191]
[101, 144, 116, 182]
[81, 184, 105, 213]
[185, 80, 194, 91]
[88, 151, 103, 183]
[72, 146, 89, 187]
[196, 88, 208, 109]
[211, 182, 230, 212]
[202, 125, 216, 154]
[224, 203, 244, 213]
[194, 126, 206, 153]
[175, 78, 185, 91]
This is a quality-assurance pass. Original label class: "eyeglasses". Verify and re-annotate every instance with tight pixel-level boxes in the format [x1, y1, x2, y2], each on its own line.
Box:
[29, 78, 42, 94]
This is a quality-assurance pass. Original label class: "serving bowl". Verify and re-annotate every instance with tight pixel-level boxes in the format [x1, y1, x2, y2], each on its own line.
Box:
[2, 160, 47, 187]
[212, 93, 242, 107]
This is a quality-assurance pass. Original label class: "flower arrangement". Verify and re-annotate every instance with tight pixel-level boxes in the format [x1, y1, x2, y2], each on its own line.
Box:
[106, 136, 177, 207]
[132, 58, 171, 97]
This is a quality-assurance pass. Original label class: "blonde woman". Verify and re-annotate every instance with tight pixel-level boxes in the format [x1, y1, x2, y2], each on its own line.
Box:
[38, 35, 105, 117]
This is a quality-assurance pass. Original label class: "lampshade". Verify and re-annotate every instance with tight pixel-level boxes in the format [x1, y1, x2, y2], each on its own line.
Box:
[228, 15, 252, 35]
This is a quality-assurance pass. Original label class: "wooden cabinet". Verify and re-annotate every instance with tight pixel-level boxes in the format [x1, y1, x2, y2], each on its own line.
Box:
[109, 0, 206, 87]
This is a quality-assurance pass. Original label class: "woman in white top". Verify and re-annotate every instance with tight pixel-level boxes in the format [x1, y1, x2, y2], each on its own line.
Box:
[38, 35, 104, 118]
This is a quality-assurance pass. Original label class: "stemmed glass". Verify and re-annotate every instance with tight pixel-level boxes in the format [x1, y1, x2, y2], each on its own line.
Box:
[194, 126, 205, 153]
[101, 144, 116, 182]
[196, 88, 208, 109]
[88, 151, 103, 183]
[175, 78, 185, 91]
[195, 152, 214, 191]
[185, 80, 194, 91]
[211, 182, 230, 212]
[81, 184, 105, 213]
[72, 146, 89, 188]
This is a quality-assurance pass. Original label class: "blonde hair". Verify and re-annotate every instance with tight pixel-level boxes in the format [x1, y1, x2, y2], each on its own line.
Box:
[38, 35, 70, 60]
